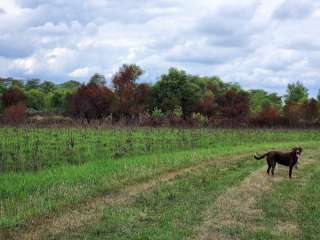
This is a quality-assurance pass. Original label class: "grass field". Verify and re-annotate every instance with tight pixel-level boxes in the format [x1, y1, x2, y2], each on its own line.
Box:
[0, 128, 319, 240]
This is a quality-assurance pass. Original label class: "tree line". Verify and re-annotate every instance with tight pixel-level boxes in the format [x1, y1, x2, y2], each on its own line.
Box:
[1, 64, 319, 127]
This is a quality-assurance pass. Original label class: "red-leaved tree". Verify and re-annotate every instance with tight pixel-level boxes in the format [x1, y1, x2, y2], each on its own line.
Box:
[196, 90, 217, 117]
[2, 87, 26, 108]
[68, 83, 115, 123]
[217, 90, 250, 119]
[303, 98, 319, 124]
[1, 87, 27, 123]
[4, 102, 27, 123]
[112, 64, 144, 120]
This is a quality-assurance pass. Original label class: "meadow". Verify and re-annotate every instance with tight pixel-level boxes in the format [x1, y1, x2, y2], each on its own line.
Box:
[0, 127, 319, 239]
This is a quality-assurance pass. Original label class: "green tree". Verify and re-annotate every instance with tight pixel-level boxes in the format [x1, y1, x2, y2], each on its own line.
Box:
[284, 81, 308, 104]
[50, 90, 68, 112]
[25, 79, 41, 90]
[26, 89, 46, 111]
[40, 81, 56, 94]
[11, 79, 24, 89]
[0, 84, 5, 95]
[59, 80, 81, 91]
[89, 73, 106, 86]
[150, 68, 201, 116]
[249, 90, 282, 114]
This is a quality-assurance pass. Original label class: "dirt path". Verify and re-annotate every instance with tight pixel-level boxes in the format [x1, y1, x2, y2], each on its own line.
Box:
[4, 153, 250, 240]
[191, 152, 316, 240]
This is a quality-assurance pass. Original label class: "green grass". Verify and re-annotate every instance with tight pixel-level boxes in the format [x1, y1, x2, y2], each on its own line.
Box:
[51, 146, 320, 240]
[0, 127, 319, 240]
[50, 155, 263, 240]
[1, 127, 319, 172]
[212, 147, 320, 240]
[253, 163, 320, 240]
[1, 142, 297, 229]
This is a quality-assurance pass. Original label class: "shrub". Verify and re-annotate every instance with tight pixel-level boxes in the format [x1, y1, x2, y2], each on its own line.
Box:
[191, 112, 208, 127]
[151, 107, 164, 126]
[1, 87, 26, 108]
[4, 102, 27, 123]
[68, 83, 115, 123]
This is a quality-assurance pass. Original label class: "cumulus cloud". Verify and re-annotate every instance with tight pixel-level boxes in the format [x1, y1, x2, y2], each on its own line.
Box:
[0, 0, 319, 95]
[273, 0, 317, 19]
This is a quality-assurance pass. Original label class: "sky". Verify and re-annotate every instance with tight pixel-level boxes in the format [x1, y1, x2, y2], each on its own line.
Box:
[0, 0, 319, 97]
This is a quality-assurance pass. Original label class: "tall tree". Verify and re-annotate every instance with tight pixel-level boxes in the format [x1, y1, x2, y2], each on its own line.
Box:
[25, 79, 41, 91]
[217, 90, 250, 118]
[68, 83, 115, 123]
[112, 64, 144, 118]
[59, 80, 81, 90]
[150, 68, 201, 116]
[284, 81, 308, 104]
[40, 81, 56, 94]
[249, 89, 282, 114]
[1, 87, 26, 108]
[89, 73, 106, 86]
[303, 98, 319, 123]
[26, 89, 46, 111]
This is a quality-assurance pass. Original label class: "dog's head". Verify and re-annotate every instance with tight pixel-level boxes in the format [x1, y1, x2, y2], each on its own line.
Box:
[292, 146, 303, 158]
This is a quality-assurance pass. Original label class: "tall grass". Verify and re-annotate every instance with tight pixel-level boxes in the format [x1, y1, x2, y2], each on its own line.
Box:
[0, 128, 319, 173]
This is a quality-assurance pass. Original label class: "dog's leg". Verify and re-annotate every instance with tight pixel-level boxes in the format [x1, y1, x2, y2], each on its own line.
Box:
[289, 166, 293, 178]
[271, 162, 276, 176]
[267, 164, 271, 175]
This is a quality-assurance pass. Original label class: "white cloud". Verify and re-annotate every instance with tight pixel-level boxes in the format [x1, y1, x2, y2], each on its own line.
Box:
[0, 0, 319, 95]
[69, 67, 90, 78]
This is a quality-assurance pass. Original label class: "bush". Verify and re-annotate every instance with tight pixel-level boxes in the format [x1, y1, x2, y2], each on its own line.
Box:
[68, 83, 115, 123]
[2, 87, 26, 108]
[4, 102, 27, 123]
[150, 107, 164, 126]
[191, 113, 208, 127]
[168, 106, 184, 126]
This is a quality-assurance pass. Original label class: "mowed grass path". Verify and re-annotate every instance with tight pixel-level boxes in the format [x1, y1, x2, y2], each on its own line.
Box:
[49, 145, 320, 240]
[0, 128, 319, 239]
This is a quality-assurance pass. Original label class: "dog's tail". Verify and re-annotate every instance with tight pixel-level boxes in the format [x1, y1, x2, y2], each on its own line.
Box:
[254, 152, 268, 160]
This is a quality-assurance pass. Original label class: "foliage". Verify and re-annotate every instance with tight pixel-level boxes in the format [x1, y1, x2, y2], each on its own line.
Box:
[3, 102, 27, 123]
[191, 112, 208, 126]
[284, 102, 304, 126]
[59, 80, 81, 90]
[150, 68, 201, 116]
[25, 79, 41, 91]
[303, 98, 319, 122]
[196, 90, 218, 117]
[26, 89, 46, 111]
[151, 107, 164, 120]
[51, 90, 68, 112]
[112, 64, 144, 118]
[284, 81, 308, 104]
[68, 83, 115, 122]
[0, 68, 319, 127]
[217, 90, 250, 118]
[89, 73, 106, 86]
[1, 87, 26, 108]
[249, 90, 282, 114]
[40, 81, 56, 94]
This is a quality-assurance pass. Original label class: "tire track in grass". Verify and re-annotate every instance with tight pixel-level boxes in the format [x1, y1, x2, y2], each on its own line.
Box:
[191, 150, 316, 240]
[4, 153, 251, 240]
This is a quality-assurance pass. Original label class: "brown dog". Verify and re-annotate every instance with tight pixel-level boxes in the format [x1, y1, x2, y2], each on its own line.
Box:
[254, 147, 303, 178]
